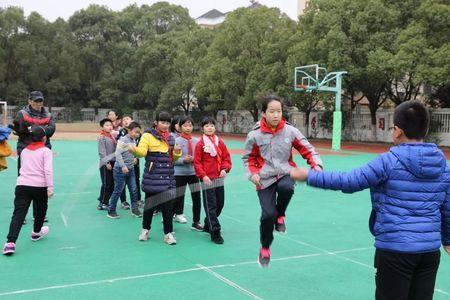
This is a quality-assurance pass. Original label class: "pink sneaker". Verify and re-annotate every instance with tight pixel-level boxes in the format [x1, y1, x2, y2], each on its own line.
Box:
[3, 242, 15, 255]
[275, 216, 287, 234]
[258, 247, 270, 268]
[31, 226, 49, 241]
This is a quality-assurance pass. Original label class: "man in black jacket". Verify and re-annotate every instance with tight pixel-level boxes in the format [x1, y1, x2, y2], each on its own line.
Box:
[11, 91, 56, 173]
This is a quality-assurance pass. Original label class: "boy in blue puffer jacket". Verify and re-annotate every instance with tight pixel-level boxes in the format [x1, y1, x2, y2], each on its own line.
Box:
[292, 101, 450, 300]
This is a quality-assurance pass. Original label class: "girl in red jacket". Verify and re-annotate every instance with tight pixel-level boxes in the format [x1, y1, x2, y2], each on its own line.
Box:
[194, 116, 232, 244]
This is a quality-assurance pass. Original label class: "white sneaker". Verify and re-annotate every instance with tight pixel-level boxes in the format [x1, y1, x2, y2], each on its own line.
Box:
[174, 214, 187, 224]
[164, 232, 177, 245]
[31, 226, 49, 241]
[139, 229, 149, 241]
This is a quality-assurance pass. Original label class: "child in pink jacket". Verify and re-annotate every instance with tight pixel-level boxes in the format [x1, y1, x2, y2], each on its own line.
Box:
[3, 125, 54, 256]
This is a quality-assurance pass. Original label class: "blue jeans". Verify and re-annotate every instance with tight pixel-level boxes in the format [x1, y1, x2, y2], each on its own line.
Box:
[108, 167, 138, 212]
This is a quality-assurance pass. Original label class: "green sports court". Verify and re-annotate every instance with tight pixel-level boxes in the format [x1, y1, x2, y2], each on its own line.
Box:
[0, 139, 449, 299]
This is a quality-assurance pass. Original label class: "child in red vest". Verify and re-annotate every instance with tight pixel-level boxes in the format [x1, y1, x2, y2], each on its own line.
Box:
[194, 116, 232, 244]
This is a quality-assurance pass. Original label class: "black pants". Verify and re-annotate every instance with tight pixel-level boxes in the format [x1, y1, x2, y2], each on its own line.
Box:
[257, 176, 294, 248]
[7, 186, 48, 243]
[99, 165, 114, 205]
[202, 180, 225, 233]
[17, 153, 21, 176]
[135, 160, 141, 201]
[17, 154, 48, 220]
[374, 249, 441, 300]
[174, 175, 201, 223]
[142, 192, 174, 234]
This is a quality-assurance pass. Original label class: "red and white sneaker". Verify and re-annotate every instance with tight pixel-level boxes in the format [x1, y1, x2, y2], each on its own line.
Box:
[258, 247, 270, 268]
[275, 216, 287, 234]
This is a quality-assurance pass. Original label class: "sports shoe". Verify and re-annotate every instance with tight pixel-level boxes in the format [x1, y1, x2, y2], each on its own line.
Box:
[258, 247, 270, 268]
[275, 216, 287, 234]
[107, 211, 120, 219]
[139, 229, 150, 241]
[131, 209, 142, 218]
[164, 232, 177, 245]
[2, 242, 15, 255]
[211, 231, 224, 244]
[97, 203, 109, 210]
[191, 222, 204, 231]
[121, 202, 131, 210]
[174, 214, 187, 224]
[31, 226, 49, 241]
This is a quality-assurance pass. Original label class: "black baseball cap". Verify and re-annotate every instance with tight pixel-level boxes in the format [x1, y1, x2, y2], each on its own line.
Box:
[29, 91, 44, 102]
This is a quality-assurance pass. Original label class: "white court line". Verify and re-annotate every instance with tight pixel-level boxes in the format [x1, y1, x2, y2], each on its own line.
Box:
[0, 248, 370, 297]
[58, 246, 79, 251]
[222, 214, 247, 224]
[60, 212, 68, 228]
[279, 235, 373, 269]
[0, 267, 202, 297]
[435, 289, 450, 296]
[196, 264, 263, 300]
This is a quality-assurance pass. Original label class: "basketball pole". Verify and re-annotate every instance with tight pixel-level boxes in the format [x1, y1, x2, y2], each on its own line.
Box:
[294, 65, 346, 151]
[331, 74, 342, 151]
[0, 101, 7, 126]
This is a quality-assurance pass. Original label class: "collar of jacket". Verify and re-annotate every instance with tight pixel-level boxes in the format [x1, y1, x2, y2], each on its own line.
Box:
[260, 118, 286, 134]
[25, 105, 47, 116]
[149, 128, 170, 142]
[26, 141, 46, 151]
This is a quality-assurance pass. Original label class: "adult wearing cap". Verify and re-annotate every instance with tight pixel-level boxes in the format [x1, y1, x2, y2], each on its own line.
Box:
[11, 91, 56, 173]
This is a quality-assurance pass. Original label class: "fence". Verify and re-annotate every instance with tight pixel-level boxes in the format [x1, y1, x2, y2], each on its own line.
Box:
[3, 105, 450, 146]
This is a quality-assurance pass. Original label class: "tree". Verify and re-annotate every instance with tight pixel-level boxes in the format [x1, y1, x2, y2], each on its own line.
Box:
[0, 7, 29, 103]
[69, 5, 121, 107]
[289, 0, 402, 138]
[196, 6, 295, 121]
[158, 28, 215, 113]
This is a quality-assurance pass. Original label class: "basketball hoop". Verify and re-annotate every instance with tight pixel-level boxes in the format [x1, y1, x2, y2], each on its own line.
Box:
[294, 64, 347, 150]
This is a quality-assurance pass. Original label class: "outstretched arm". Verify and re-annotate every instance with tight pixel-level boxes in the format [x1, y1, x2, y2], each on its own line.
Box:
[306, 154, 389, 193]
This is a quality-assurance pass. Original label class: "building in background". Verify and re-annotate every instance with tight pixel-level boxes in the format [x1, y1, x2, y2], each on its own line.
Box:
[195, 0, 264, 28]
[195, 9, 226, 28]
[298, 0, 309, 16]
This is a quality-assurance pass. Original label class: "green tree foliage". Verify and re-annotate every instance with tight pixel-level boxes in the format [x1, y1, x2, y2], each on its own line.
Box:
[196, 6, 295, 121]
[0, 0, 448, 118]
[158, 28, 215, 113]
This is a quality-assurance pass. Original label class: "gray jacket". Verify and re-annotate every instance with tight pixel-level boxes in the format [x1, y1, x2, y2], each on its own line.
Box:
[174, 135, 199, 176]
[98, 135, 116, 168]
[243, 120, 323, 189]
[115, 135, 137, 169]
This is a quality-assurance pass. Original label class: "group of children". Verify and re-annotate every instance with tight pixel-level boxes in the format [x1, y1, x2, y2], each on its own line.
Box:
[3, 93, 449, 300]
[98, 111, 232, 246]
